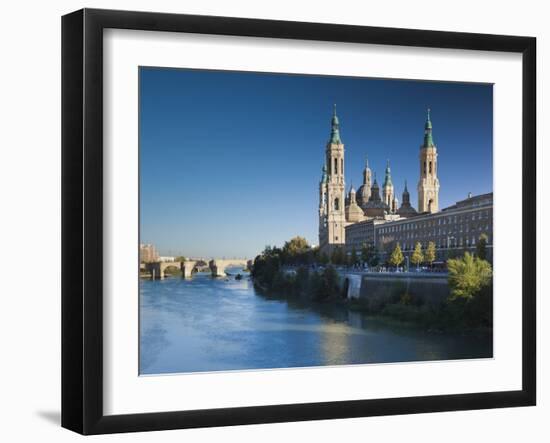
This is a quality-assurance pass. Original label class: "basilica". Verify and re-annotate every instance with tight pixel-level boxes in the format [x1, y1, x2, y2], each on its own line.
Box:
[318, 105, 442, 255]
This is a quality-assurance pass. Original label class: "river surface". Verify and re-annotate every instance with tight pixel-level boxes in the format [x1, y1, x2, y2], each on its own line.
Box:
[139, 268, 492, 375]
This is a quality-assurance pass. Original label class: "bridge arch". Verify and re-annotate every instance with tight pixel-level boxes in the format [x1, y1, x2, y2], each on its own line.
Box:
[144, 261, 183, 280]
[209, 259, 249, 277]
[181, 259, 213, 278]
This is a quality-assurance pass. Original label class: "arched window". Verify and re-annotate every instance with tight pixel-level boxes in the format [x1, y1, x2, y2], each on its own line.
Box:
[334, 198, 340, 211]
[341, 159, 344, 174]
[334, 158, 338, 175]
[429, 161, 432, 174]
[423, 162, 427, 175]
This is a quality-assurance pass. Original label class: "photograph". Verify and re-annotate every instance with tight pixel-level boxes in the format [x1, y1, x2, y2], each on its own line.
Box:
[138, 67, 494, 375]
[0, 0, 543, 439]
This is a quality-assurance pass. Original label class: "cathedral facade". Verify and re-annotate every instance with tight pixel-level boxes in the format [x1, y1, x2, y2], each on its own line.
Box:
[319, 106, 439, 255]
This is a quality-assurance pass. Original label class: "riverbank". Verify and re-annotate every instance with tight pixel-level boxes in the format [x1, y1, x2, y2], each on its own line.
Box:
[252, 264, 492, 334]
[253, 280, 491, 338]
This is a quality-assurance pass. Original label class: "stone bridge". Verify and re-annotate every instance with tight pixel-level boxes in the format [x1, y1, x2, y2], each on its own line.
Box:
[144, 261, 183, 280]
[144, 258, 252, 279]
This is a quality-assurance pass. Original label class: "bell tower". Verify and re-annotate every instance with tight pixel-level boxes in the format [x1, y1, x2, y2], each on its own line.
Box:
[318, 165, 328, 248]
[382, 159, 395, 212]
[320, 104, 346, 254]
[417, 108, 440, 213]
[362, 156, 372, 200]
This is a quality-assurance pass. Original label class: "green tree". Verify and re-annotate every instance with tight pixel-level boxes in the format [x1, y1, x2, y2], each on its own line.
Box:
[283, 236, 310, 255]
[330, 246, 345, 265]
[251, 246, 282, 287]
[369, 247, 380, 268]
[319, 252, 329, 265]
[476, 233, 489, 260]
[350, 246, 359, 266]
[360, 243, 371, 264]
[447, 252, 493, 300]
[294, 266, 310, 295]
[411, 242, 424, 270]
[315, 266, 341, 300]
[425, 241, 436, 269]
[175, 256, 186, 262]
[389, 244, 404, 270]
[360, 243, 380, 268]
[282, 236, 310, 264]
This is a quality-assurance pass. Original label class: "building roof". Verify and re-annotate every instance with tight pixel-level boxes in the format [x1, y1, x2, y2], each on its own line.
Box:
[397, 205, 418, 218]
[442, 192, 493, 211]
[356, 183, 370, 206]
[346, 201, 365, 223]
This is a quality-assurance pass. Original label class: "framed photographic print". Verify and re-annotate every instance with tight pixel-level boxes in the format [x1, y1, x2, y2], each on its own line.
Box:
[61, 8, 536, 435]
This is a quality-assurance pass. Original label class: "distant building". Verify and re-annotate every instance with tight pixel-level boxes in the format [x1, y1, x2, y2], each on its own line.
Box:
[318, 105, 492, 262]
[345, 219, 386, 253]
[375, 192, 493, 262]
[158, 256, 176, 262]
[140, 244, 159, 263]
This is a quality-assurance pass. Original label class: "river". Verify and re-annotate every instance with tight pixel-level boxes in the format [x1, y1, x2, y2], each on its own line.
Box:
[139, 267, 492, 375]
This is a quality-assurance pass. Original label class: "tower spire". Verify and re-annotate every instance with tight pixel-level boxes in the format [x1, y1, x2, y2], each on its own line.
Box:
[423, 107, 434, 147]
[320, 104, 346, 254]
[382, 159, 394, 210]
[329, 104, 342, 144]
[418, 107, 440, 213]
[383, 159, 392, 187]
[321, 164, 328, 183]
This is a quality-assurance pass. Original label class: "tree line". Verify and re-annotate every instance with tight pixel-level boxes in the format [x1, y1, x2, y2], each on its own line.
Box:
[251, 234, 493, 330]
[251, 237, 343, 301]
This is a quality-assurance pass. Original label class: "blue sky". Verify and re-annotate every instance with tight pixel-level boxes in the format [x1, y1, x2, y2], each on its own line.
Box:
[139, 67, 493, 258]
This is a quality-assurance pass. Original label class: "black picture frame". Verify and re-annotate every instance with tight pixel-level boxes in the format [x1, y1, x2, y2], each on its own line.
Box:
[62, 8, 536, 435]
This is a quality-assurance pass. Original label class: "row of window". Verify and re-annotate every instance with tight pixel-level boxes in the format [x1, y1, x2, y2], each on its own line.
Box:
[377, 209, 491, 234]
[396, 235, 489, 251]
[390, 223, 492, 239]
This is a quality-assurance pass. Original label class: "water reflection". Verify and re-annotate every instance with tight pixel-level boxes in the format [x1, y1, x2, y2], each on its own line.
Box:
[139, 269, 492, 375]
